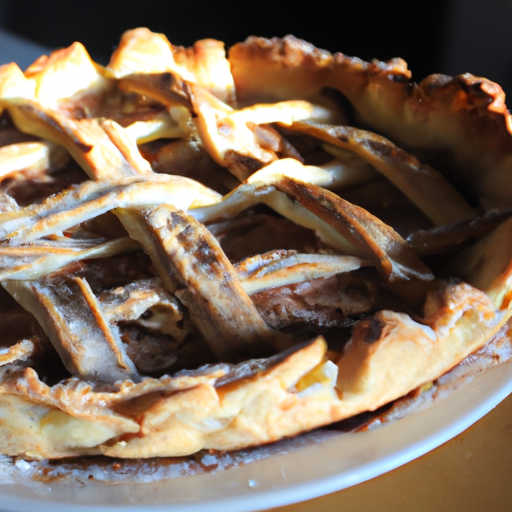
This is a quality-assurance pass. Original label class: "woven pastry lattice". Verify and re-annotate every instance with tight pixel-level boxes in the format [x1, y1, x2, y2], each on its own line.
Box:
[0, 29, 511, 460]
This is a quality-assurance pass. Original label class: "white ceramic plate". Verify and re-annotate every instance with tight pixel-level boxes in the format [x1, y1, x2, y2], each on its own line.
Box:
[0, 357, 511, 512]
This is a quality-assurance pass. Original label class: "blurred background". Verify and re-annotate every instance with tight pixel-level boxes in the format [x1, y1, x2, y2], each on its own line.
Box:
[0, 0, 510, 97]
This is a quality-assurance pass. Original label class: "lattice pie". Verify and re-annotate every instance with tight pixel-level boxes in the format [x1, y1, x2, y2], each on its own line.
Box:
[0, 28, 511, 460]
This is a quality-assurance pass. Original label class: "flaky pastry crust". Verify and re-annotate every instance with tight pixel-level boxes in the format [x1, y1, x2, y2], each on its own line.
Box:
[0, 30, 511, 462]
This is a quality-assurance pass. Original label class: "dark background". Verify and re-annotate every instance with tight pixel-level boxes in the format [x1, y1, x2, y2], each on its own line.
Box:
[0, 0, 510, 97]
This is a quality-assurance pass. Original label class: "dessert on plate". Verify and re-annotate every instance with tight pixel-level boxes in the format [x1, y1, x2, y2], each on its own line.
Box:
[0, 28, 511, 461]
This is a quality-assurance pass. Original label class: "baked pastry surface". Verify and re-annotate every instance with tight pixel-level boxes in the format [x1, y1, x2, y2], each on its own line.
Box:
[0, 29, 512, 460]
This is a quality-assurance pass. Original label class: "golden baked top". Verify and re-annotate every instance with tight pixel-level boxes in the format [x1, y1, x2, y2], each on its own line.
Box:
[0, 28, 511, 461]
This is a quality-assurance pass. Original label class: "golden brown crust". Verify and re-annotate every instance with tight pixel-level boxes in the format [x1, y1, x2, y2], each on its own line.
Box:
[230, 35, 512, 209]
[0, 29, 511, 463]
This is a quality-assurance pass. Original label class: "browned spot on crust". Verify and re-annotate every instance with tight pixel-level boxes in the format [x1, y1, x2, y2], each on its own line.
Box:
[118, 72, 192, 109]
[362, 317, 384, 344]
[223, 150, 264, 180]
